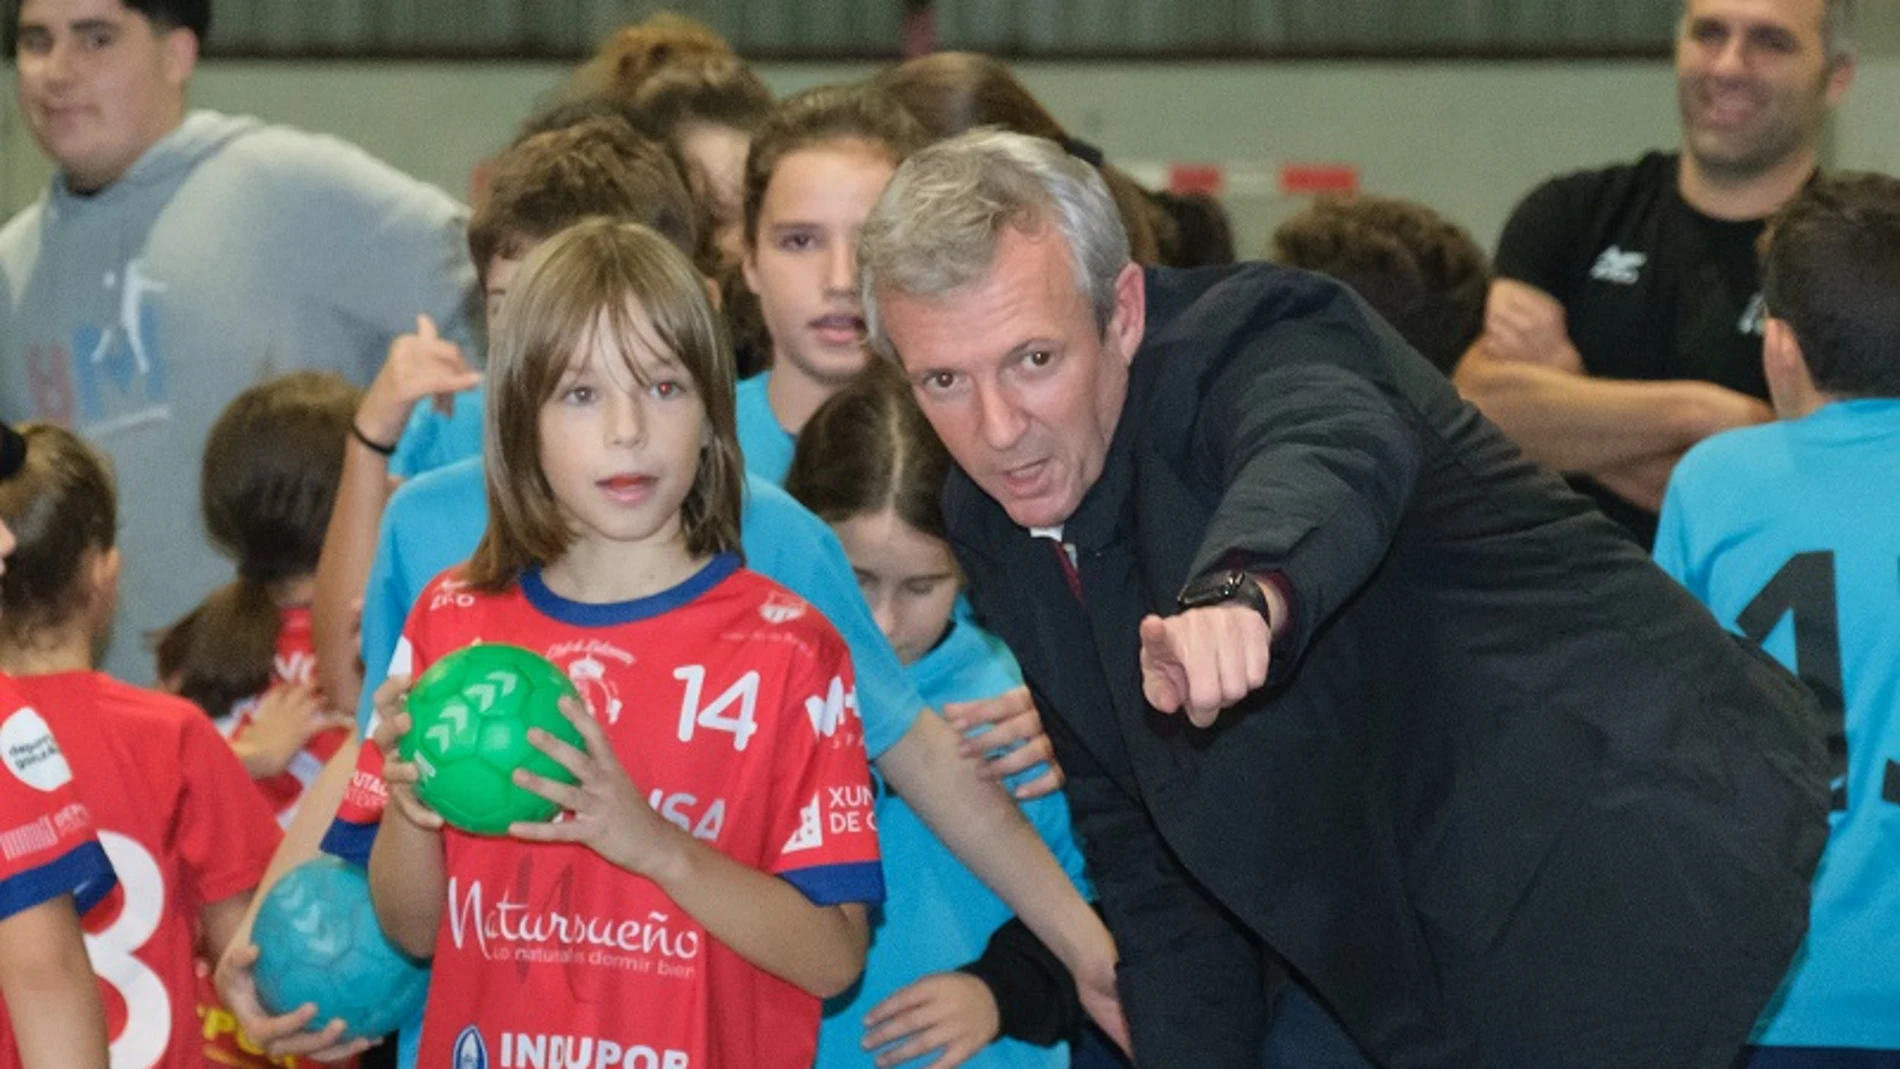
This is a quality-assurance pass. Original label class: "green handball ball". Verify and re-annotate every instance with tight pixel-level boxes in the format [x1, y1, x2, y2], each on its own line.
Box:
[399, 643, 586, 835]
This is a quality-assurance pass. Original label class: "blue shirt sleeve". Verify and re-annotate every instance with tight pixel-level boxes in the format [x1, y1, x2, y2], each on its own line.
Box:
[738, 476, 926, 760]
[387, 386, 486, 480]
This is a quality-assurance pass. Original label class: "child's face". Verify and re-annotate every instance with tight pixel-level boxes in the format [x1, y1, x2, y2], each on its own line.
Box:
[0, 516, 14, 579]
[742, 140, 896, 392]
[538, 311, 709, 560]
[830, 508, 960, 666]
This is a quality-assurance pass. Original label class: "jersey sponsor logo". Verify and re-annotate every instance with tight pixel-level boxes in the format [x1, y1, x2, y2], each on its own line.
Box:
[1589, 246, 1648, 285]
[782, 794, 824, 854]
[0, 815, 57, 861]
[444, 877, 703, 972]
[495, 1031, 689, 1068]
[824, 783, 877, 837]
[549, 640, 634, 725]
[454, 1024, 490, 1069]
[646, 789, 726, 843]
[758, 592, 807, 625]
[803, 676, 858, 740]
[275, 648, 317, 688]
[1737, 292, 1767, 336]
[2, 707, 75, 792]
[430, 578, 478, 612]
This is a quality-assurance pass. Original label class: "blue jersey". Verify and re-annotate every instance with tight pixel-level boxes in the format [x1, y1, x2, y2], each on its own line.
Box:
[737, 371, 796, 487]
[816, 620, 1092, 1069]
[387, 383, 487, 480]
[1655, 399, 1900, 1051]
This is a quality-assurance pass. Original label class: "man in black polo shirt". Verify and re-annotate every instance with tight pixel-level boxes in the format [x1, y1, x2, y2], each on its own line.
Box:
[1455, 0, 1856, 546]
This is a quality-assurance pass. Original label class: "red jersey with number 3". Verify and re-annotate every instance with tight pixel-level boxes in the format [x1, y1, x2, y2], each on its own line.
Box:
[0, 672, 281, 1069]
[400, 556, 882, 1069]
[220, 605, 349, 825]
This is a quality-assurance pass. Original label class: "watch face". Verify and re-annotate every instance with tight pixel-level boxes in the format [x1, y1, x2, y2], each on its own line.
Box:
[1182, 571, 1244, 608]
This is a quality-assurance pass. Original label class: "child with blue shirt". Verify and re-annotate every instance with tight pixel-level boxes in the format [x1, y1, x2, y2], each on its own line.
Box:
[1655, 173, 1900, 1069]
[734, 85, 925, 486]
[788, 366, 1096, 1069]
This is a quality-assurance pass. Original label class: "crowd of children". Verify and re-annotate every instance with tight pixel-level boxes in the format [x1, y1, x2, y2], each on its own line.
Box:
[1, 3, 1896, 1069]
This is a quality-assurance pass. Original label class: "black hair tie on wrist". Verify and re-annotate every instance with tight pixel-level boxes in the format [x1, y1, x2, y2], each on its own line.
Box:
[350, 421, 397, 457]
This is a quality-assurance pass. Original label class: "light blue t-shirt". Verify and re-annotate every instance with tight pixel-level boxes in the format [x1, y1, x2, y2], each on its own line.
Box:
[1655, 399, 1900, 1051]
[817, 620, 1090, 1069]
[737, 371, 796, 486]
[387, 383, 486, 479]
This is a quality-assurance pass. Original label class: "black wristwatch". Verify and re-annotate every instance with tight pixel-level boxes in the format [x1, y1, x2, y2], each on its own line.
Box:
[1177, 569, 1271, 624]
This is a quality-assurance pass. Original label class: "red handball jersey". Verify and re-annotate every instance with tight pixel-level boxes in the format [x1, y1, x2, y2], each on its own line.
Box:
[400, 556, 882, 1069]
[0, 672, 114, 921]
[221, 605, 350, 825]
[0, 672, 282, 1069]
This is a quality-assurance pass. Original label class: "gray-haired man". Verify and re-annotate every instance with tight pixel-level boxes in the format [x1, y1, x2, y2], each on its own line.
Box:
[861, 128, 1829, 1068]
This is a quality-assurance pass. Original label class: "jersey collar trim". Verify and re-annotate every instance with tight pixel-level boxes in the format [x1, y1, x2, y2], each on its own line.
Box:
[520, 552, 741, 627]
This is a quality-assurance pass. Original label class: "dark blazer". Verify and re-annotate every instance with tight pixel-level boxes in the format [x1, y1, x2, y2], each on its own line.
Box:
[945, 264, 1828, 1068]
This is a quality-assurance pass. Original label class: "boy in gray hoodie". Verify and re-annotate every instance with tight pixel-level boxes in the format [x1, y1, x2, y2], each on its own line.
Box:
[0, 0, 478, 684]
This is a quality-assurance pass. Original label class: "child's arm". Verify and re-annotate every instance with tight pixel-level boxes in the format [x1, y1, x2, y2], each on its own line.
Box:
[197, 889, 254, 966]
[875, 713, 1127, 1049]
[0, 895, 109, 1069]
[311, 316, 479, 716]
[512, 697, 871, 998]
[228, 683, 356, 780]
[211, 732, 376, 1061]
[365, 693, 447, 960]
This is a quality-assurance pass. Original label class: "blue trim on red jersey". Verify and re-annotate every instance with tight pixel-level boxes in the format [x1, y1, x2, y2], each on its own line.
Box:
[0, 840, 116, 921]
[781, 861, 885, 906]
[520, 552, 742, 628]
[319, 818, 378, 869]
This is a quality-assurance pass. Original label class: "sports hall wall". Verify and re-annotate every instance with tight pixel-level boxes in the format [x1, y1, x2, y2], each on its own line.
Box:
[3, 20, 1895, 254]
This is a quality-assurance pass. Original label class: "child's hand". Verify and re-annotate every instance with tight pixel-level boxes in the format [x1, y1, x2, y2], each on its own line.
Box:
[862, 971, 1002, 1068]
[238, 683, 355, 779]
[370, 676, 443, 832]
[509, 696, 682, 878]
[945, 686, 1064, 799]
[213, 942, 376, 1062]
[357, 313, 481, 447]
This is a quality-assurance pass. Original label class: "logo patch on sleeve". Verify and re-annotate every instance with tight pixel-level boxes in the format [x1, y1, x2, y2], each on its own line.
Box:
[1, 709, 75, 792]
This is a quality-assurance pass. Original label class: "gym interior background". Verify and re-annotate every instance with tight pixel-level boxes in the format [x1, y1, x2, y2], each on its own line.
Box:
[3, 0, 1895, 254]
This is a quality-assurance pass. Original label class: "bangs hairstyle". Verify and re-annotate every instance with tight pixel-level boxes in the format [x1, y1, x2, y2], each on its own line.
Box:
[742, 84, 928, 248]
[784, 363, 952, 543]
[469, 219, 742, 591]
[0, 424, 116, 650]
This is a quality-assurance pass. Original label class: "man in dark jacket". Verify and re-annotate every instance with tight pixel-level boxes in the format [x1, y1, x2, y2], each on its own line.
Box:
[858, 129, 1830, 1069]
